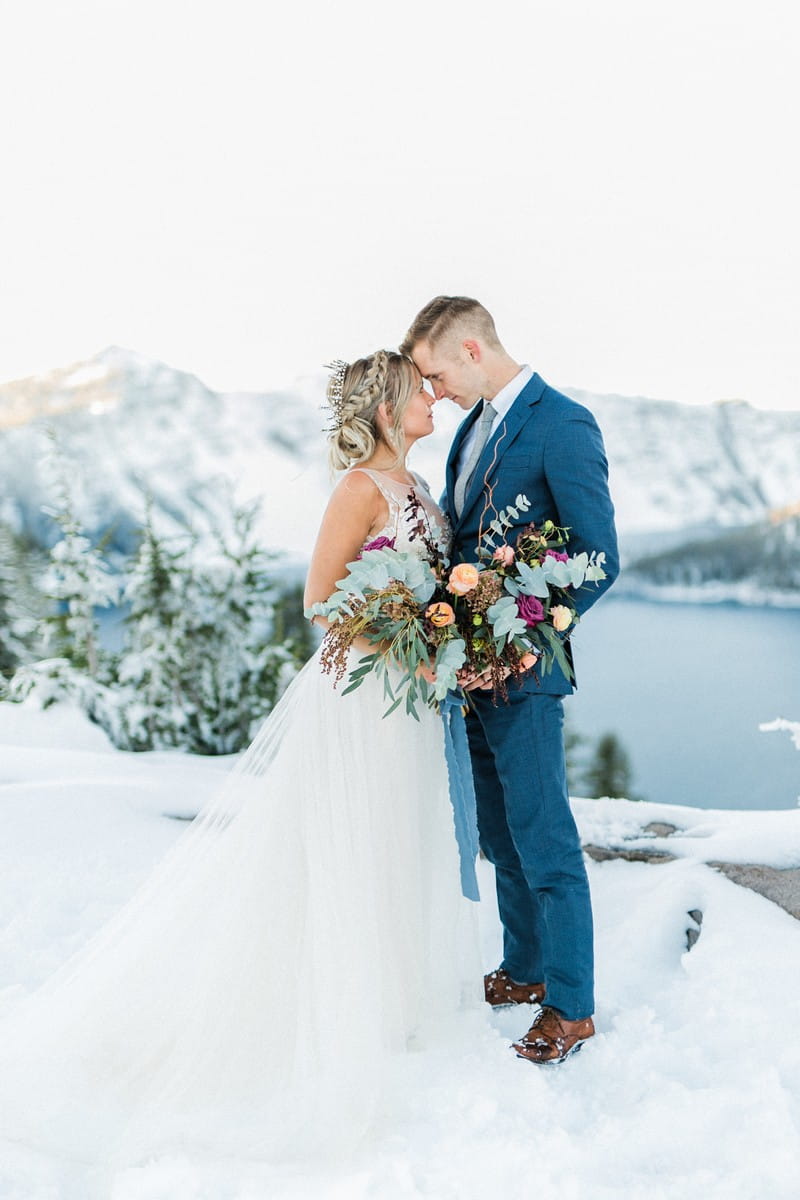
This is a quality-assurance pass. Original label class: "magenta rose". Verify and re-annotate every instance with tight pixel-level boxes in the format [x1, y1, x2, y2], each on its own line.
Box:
[545, 550, 569, 563]
[358, 536, 396, 558]
[516, 594, 545, 626]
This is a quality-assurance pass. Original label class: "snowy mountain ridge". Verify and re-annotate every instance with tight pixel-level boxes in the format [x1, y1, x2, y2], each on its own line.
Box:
[2, 349, 799, 589]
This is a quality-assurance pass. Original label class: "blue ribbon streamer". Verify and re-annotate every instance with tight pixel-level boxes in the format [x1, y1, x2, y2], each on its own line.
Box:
[440, 690, 480, 902]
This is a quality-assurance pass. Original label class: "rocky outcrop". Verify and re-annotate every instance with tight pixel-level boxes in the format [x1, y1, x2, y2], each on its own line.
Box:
[707, 863, 800, 921]
[583, 820, 800, 923]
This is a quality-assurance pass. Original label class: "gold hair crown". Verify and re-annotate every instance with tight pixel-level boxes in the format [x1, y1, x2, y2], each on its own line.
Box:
[323, 359, 349, 431]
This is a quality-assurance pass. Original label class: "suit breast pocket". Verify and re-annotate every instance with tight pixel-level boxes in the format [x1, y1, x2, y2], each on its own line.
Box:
[498, 454, 535, 471]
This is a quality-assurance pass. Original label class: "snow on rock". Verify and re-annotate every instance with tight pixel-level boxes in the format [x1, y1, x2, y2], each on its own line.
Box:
[0, 697, 116, 753]
[573, 795, 800, 871]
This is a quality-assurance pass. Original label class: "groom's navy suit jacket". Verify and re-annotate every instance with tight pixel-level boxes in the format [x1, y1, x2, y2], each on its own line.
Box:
[444, 372, 620, 695]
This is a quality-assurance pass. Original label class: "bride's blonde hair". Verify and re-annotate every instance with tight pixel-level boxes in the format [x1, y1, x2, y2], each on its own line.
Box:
[327, 350, 417, 472]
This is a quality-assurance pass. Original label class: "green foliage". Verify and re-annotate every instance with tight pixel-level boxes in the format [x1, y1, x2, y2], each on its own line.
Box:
[486, 595, 527, 644]
[0, 521, 44, 678]
[37, 433, 118, 677]
[477, 494, 531, 556]
[272, 583, 315, 662]
[626, 513, 800, 593]
[582, 731, 637, 800]
[7, 459, 308, 754]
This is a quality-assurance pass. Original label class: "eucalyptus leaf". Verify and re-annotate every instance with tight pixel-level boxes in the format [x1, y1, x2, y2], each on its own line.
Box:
[584, 551, 607, 581]
[515, 561, 550, 598]
[487, 596, 527, 642]
[433, 637, 466, 700]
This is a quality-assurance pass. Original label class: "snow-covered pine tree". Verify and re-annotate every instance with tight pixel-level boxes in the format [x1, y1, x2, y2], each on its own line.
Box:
[109, 494, 299, 754]
[0, 521, 33, 677]
[112, 497, 192, 749]
[38, 433, 118, 676]
[8, 444, 302, 751]
[7, 435, 118, 710]
[173, 500, 296, 754]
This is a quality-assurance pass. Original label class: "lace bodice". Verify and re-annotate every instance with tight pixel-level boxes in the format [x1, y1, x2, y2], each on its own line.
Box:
[352, 469, 452, 564]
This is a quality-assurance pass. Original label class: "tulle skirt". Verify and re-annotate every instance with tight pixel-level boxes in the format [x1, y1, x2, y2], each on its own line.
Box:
[0, 649, 481, 1165]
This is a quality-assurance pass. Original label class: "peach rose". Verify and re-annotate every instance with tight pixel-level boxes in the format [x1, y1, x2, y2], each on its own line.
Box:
[426, 601, 456, 628]
[447, 563, 480, 595]
[492, 544, 515, 567]
[550, 604, 573, 633]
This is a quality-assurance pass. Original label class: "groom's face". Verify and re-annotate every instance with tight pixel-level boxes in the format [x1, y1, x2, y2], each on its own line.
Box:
[411, 338, 484, 411]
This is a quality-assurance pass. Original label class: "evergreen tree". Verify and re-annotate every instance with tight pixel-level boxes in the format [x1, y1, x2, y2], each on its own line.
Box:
[272, 583, 316, 665]
[113, 499, 191, 749]
[8, 448, 303, 753]
[0, 522, 32, 677]
[110, 497, 299, 754]
[38, 435, 118, 676]
[583, 732, 636, 799]
[173, 502, 294, 753]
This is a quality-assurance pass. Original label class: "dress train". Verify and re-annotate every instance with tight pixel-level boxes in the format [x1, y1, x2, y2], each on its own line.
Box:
[0, 647, 482, 1165]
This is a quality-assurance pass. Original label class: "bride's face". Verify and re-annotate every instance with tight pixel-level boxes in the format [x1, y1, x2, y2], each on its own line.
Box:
[399, 370, 436, 443]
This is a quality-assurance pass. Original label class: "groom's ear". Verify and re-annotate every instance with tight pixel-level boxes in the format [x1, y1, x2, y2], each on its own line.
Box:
[462, 339, 481, 362]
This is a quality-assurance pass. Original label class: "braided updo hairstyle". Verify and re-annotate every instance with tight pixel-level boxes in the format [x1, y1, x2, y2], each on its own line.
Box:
[327, 350, 418, 472]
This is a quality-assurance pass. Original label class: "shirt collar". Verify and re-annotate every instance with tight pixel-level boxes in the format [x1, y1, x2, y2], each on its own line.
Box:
[488, 364, 533, 422]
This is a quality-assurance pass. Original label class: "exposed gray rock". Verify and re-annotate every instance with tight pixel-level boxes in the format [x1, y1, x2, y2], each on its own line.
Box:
[686, 909, 703, 951]
[583, 844, 676, 865]
[583, 836, 800, 922]
[708, 863, 800, 921]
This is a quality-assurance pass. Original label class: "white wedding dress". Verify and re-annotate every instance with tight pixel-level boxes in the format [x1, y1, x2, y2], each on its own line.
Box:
[0, 470, 481, 1166]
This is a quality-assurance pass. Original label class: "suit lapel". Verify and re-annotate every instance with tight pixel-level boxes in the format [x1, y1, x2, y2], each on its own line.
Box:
[453, 372, 547, 536]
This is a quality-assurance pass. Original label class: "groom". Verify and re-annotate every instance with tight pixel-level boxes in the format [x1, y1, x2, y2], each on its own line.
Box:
[401, 297, 619, 1063]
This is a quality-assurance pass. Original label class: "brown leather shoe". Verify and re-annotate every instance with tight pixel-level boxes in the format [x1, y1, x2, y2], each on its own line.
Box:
[484, 968, 545, 1008]
[512, 1006, 595, 1063]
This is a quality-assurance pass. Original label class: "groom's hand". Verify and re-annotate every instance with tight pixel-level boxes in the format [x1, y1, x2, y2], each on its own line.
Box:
[459, 666, 503, 692]
[459, 651, 539, 691]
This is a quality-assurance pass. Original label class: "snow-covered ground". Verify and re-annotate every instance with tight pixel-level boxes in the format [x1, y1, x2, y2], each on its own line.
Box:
[1, 701, 799, 1199]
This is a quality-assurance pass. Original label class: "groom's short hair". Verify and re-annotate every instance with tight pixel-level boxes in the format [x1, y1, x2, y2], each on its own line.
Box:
[400, 296, 501, 356]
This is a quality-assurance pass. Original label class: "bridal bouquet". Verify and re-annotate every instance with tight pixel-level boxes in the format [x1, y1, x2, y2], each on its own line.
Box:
[306, 495, 607, 719]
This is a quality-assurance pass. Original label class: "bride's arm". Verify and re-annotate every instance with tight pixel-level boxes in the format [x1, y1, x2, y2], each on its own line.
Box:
[303, 471, 387, 634]
[304, 473, 437, 683]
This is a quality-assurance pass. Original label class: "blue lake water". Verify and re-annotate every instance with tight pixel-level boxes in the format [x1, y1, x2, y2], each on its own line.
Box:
[99, 596, 798, 811]
[565, 597, 800, 810]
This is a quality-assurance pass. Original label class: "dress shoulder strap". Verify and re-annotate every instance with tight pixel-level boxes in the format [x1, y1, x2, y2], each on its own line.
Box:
[348, 468, 407, 505]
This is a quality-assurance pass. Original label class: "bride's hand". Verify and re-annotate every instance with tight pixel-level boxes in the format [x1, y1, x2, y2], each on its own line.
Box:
[416, 660, 437, 685]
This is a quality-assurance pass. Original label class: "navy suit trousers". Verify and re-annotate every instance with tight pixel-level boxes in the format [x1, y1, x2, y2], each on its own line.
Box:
[467, 686, 594, 1020]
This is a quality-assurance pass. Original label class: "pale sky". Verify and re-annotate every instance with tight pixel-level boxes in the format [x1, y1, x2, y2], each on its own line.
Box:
[2, 0, 798, 409]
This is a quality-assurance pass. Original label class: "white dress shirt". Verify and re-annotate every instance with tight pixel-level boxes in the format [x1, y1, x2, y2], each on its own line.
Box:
[456, 364, 534, 475]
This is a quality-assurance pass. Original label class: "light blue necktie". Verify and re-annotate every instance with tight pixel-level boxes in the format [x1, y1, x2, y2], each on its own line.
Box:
[454, 400, 496, 517]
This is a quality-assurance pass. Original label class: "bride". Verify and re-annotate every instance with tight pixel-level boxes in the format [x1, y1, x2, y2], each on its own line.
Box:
[0, 350, 482, 1165]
